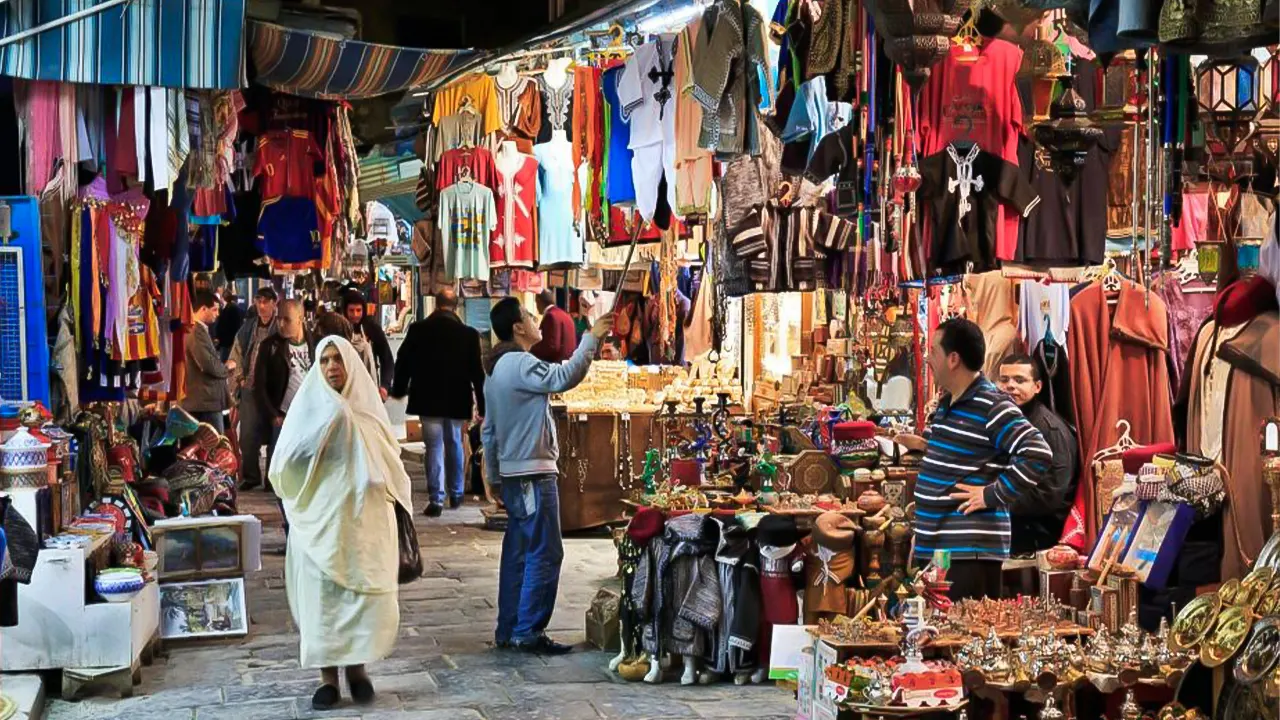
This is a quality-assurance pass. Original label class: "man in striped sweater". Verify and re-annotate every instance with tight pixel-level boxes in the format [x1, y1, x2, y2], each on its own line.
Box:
[897, 318, 1052, 600]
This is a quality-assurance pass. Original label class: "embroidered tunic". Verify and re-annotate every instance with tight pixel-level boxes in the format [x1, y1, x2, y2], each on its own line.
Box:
[490, 152, 539, 269]
[534, 138, 583, 266]
[691, 0, 768, 157]
[495, 76, 542, 153]
[537, 73, 574, 144]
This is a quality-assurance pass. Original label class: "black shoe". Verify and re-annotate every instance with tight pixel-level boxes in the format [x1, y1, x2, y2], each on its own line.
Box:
[448, 495, 463, 510]
[349, 678, 375, 705]
[516, 635, 574, 655]
[311, 684, 340, 710]
[494, 638, 513, 650]
[238, 479, 262, 491]
[424, 503, 443, 518]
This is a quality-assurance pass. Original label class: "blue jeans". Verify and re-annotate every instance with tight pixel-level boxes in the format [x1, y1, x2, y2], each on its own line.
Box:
[422, 417, 465, 505]
[496, 474, 564, 644]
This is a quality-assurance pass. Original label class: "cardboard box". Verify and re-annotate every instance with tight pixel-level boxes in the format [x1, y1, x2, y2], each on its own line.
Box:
[405, 419, 423, 443]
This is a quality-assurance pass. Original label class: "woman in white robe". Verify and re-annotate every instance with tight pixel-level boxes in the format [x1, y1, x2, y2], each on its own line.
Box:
[269, 336, 413, 710]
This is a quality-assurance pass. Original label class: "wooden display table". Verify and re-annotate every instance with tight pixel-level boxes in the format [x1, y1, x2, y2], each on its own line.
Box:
[554, 409, 655, 531]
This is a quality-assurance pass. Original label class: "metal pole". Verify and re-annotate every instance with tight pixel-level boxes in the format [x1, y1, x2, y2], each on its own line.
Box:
[0, 0, 130, 49]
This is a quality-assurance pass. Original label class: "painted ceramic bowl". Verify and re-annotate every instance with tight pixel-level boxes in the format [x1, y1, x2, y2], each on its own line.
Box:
[94, 568, 145, 603]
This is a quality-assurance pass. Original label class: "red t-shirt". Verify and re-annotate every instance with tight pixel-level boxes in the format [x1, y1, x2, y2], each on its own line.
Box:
[916, 40, 1025, 264]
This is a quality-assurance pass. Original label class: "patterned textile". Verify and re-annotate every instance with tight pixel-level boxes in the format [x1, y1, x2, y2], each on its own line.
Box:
[248, 21, 480, 100]
[0, 0, 246, 90]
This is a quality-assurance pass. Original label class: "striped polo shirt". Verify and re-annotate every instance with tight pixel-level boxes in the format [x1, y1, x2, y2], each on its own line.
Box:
[913, 376, 1052, 561]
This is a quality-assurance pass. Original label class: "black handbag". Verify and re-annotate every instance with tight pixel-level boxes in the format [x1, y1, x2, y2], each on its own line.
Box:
[395, 502, 423, 584]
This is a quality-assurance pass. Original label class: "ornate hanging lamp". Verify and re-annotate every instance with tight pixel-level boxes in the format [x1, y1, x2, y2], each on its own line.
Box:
[1094, 49, 1142, 124]
[1018, 18, 1070, 122]
[1252, 46, 1279, 165]
[1195, 54, 1260, 160]
[1032, 71, 1104, 186]
[867, 0, 974, 90]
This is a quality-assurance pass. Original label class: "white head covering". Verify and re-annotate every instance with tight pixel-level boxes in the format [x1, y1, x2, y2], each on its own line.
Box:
[269, 336, 412, 593]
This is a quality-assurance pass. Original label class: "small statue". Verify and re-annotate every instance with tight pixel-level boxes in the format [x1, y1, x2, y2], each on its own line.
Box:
[639, 449, 661, 495]
[1120, 689, 1141, 720]
[1039, 695, 1065, 720]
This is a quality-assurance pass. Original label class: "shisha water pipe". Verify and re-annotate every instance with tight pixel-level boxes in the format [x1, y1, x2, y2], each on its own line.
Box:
[689, 396, 712, 461]
[662, 400, 680, 473]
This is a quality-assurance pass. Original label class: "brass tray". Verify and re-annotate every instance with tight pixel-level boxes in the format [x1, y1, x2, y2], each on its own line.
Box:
[1201, 606, 1254, 668]
[1171, 592, 1222, 651]
[1235, 617, 1280, 686]
[1220, 578, 1243, 605]
[1240, 567, 1276, 609]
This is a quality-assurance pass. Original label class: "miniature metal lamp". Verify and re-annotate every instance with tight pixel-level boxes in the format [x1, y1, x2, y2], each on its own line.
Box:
[1032, 72, 1105, 186]
[867, 0, 973, 89]
[1194, 239, 1223, 285]
[1196, 54, 1261, 158]
[1019, 18, 1069, 122]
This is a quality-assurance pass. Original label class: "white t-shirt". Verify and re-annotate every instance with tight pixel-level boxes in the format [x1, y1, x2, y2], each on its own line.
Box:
[281, 341, 310, 413]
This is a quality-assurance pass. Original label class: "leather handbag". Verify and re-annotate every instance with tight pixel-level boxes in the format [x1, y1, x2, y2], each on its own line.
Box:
[395, 502, 423, 584]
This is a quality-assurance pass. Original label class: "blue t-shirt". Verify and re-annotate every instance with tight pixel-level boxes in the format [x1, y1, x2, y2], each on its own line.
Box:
[602, 66, 636, 204]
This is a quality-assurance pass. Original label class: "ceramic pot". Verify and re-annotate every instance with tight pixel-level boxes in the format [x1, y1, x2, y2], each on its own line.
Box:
[94, 568, 145, 603]
[0, 426, 50, 472]
[857, 489, 887, 514]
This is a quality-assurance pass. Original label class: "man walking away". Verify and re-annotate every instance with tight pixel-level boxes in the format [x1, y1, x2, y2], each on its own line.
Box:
[341, 289, 395, 400]
[391, 289, 486, 517]
[230, 287, 279, 490]
[255, 299, 313, 540]
[895, 318, 1052, 601]
[997, 353, 1079, 556]
[531, 290, 577, 363]
[214, 289, 245, 362]
[184, 291, 230, 432]
[482, 298, 614, 654]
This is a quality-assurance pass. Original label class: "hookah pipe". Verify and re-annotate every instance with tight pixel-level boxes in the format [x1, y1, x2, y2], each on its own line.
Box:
[689, 397, 711, 461]
[662, 400, 680, 473]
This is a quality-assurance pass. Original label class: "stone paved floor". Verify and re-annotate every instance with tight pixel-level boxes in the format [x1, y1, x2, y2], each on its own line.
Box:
[44, 480, 796, 720]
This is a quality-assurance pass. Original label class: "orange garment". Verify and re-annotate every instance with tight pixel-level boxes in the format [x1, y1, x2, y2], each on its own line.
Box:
[571, 65, 601, 219]
[963, 271, 1020, 378]
[674, 18, 713, 216]
[433, 75, 502, 136]
[1060, 281, 1174, 552]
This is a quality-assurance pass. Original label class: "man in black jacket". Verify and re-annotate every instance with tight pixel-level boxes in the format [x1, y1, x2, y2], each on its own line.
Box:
[998, 353, 1079, 555]
[341, 289, 395, 400]
[255, 300, 313, 430]
[391, 288, 485, 517]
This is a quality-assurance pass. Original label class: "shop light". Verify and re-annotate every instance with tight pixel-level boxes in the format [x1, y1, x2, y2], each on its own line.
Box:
[636, 1, 707, 33]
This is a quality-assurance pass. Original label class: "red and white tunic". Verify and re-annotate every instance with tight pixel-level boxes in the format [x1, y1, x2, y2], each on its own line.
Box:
[490, 151, 539, 269]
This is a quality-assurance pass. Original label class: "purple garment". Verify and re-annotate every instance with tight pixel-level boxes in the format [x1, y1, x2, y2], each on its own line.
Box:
[1160, 277, 1215, 394]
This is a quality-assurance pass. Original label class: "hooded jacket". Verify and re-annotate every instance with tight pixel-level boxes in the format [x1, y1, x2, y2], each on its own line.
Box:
[340, 290, 395, 390]
[480, 334, 598, 483]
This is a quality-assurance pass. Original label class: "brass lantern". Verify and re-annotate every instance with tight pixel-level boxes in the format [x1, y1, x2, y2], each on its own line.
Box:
[1196, 54, 1261, 159]
[1019, 18, 1069, 122]
[1253, 46, 1279, 164]
[1094, 50, 1142, 125]
[1032, 73, 1104, 186]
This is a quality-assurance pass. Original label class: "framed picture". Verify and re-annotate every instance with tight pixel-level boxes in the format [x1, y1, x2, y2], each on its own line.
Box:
[160, 578, 248, 640]
[157, 523, 243, 580]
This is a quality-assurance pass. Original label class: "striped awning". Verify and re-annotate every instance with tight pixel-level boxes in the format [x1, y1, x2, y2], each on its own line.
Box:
[247, 20, 482, 100]
[0, 0, 246, 90]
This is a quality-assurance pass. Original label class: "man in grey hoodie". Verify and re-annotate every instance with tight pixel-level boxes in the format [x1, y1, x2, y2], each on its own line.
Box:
[482, 297, 613, 655]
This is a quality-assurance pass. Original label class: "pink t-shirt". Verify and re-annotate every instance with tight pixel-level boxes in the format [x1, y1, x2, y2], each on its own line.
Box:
[916, 40, 1026, 265]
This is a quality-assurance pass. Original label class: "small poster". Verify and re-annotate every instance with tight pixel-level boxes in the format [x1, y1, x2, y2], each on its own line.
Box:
[770, 624, 816, 681]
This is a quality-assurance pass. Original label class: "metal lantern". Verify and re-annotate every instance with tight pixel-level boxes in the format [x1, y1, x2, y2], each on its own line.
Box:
[1194, 240, 1223, 285]
[1032, 73, 1104, 186]
[1253, 46, 1279, 164]
[1019, 20, 1070, 122]
[1196, 55, 1261, 158]
[867, 0, 973, 89]
[1095, 50, 1142, 124]
[1237, 238, 1264, 279]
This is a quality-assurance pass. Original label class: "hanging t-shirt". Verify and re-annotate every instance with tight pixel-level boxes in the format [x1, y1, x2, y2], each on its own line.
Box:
[534, 138, 582, 266]
[433, 76, 502, 136]
[917, 40, 1025, 262]
[281, 340, 310, 413]
[439, 181, 497, 280]
[435, 147, 497, 191]
[432, 111, 487, 162]
[618, 35, 679, 224]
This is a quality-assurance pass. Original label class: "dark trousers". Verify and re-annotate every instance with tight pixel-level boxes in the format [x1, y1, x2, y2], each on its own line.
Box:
[272, 425, 288, 535]
[947, 560, 1004, 601]
[238, 390, 275, 486]
[190, 411, 225, 434]
[496, 474, 564, 644]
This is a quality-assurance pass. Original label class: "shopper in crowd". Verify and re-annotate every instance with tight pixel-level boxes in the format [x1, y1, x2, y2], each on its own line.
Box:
[229, 287, 279, 491]
[213, 289, 245, 362]
[312, 310, 377, 376]
[391, 288, 486, 517]
[895, 318, 1051, 601]
[997, 353, 1079, 556]
[270, 336, 412, 710]
[183, 291, 230, 432]
[340, 289, 395, 400]
[530, 290, 577, 363]
[254, 299, 314, 541]
[482, 297, 614, 654]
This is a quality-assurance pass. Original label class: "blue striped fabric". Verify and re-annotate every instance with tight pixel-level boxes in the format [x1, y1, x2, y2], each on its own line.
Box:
[0, 0, 245, 90]
[913, 376, 1053, 561]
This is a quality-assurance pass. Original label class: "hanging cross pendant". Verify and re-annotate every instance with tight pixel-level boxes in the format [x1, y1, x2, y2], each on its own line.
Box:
[946, 144, 984, 218]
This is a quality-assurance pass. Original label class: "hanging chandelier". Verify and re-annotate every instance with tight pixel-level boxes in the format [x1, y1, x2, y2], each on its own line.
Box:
[1252, 46, 1279, 165]
[867, 0, 974, 89]
[1031, 72, 1104, 186]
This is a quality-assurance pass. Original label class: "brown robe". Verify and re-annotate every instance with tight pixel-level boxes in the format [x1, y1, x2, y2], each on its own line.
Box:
[1185, 313, 1280, 580]
[964, 271, 1020, 379]
[1061, 281, 1175, 552]
[801, 536, 854, 623]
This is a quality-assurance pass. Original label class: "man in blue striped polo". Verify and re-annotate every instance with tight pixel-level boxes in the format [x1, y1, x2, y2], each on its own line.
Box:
[897, 318, 1053, 600]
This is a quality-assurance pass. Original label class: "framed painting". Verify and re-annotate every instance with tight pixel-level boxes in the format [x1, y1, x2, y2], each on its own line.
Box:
[160, 578, 248, 640]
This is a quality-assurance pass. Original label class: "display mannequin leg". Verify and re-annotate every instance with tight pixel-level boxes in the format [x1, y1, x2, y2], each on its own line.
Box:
[681, 656, 699, 685]
[644, 656, 663, 684]
[751, 668, 767, 684]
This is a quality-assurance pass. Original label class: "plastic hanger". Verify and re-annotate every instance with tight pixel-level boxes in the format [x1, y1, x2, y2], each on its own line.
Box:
[1092, 419, 1138, 463]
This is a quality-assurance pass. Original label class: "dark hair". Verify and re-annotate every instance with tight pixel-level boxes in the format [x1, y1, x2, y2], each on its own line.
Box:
[313, 311, 354, 341]
[536, 289, 555, 308]
[491, 297, 524, 342]
[998, 352, 1041, 381]
[193, 290, 218, 311]
[254, 286, 278, 302]
[435, 288, 459, 311]
[936, 317, 985, 372]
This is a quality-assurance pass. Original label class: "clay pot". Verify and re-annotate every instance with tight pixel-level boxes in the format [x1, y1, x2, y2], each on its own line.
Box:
[857, 489, 887, 514]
